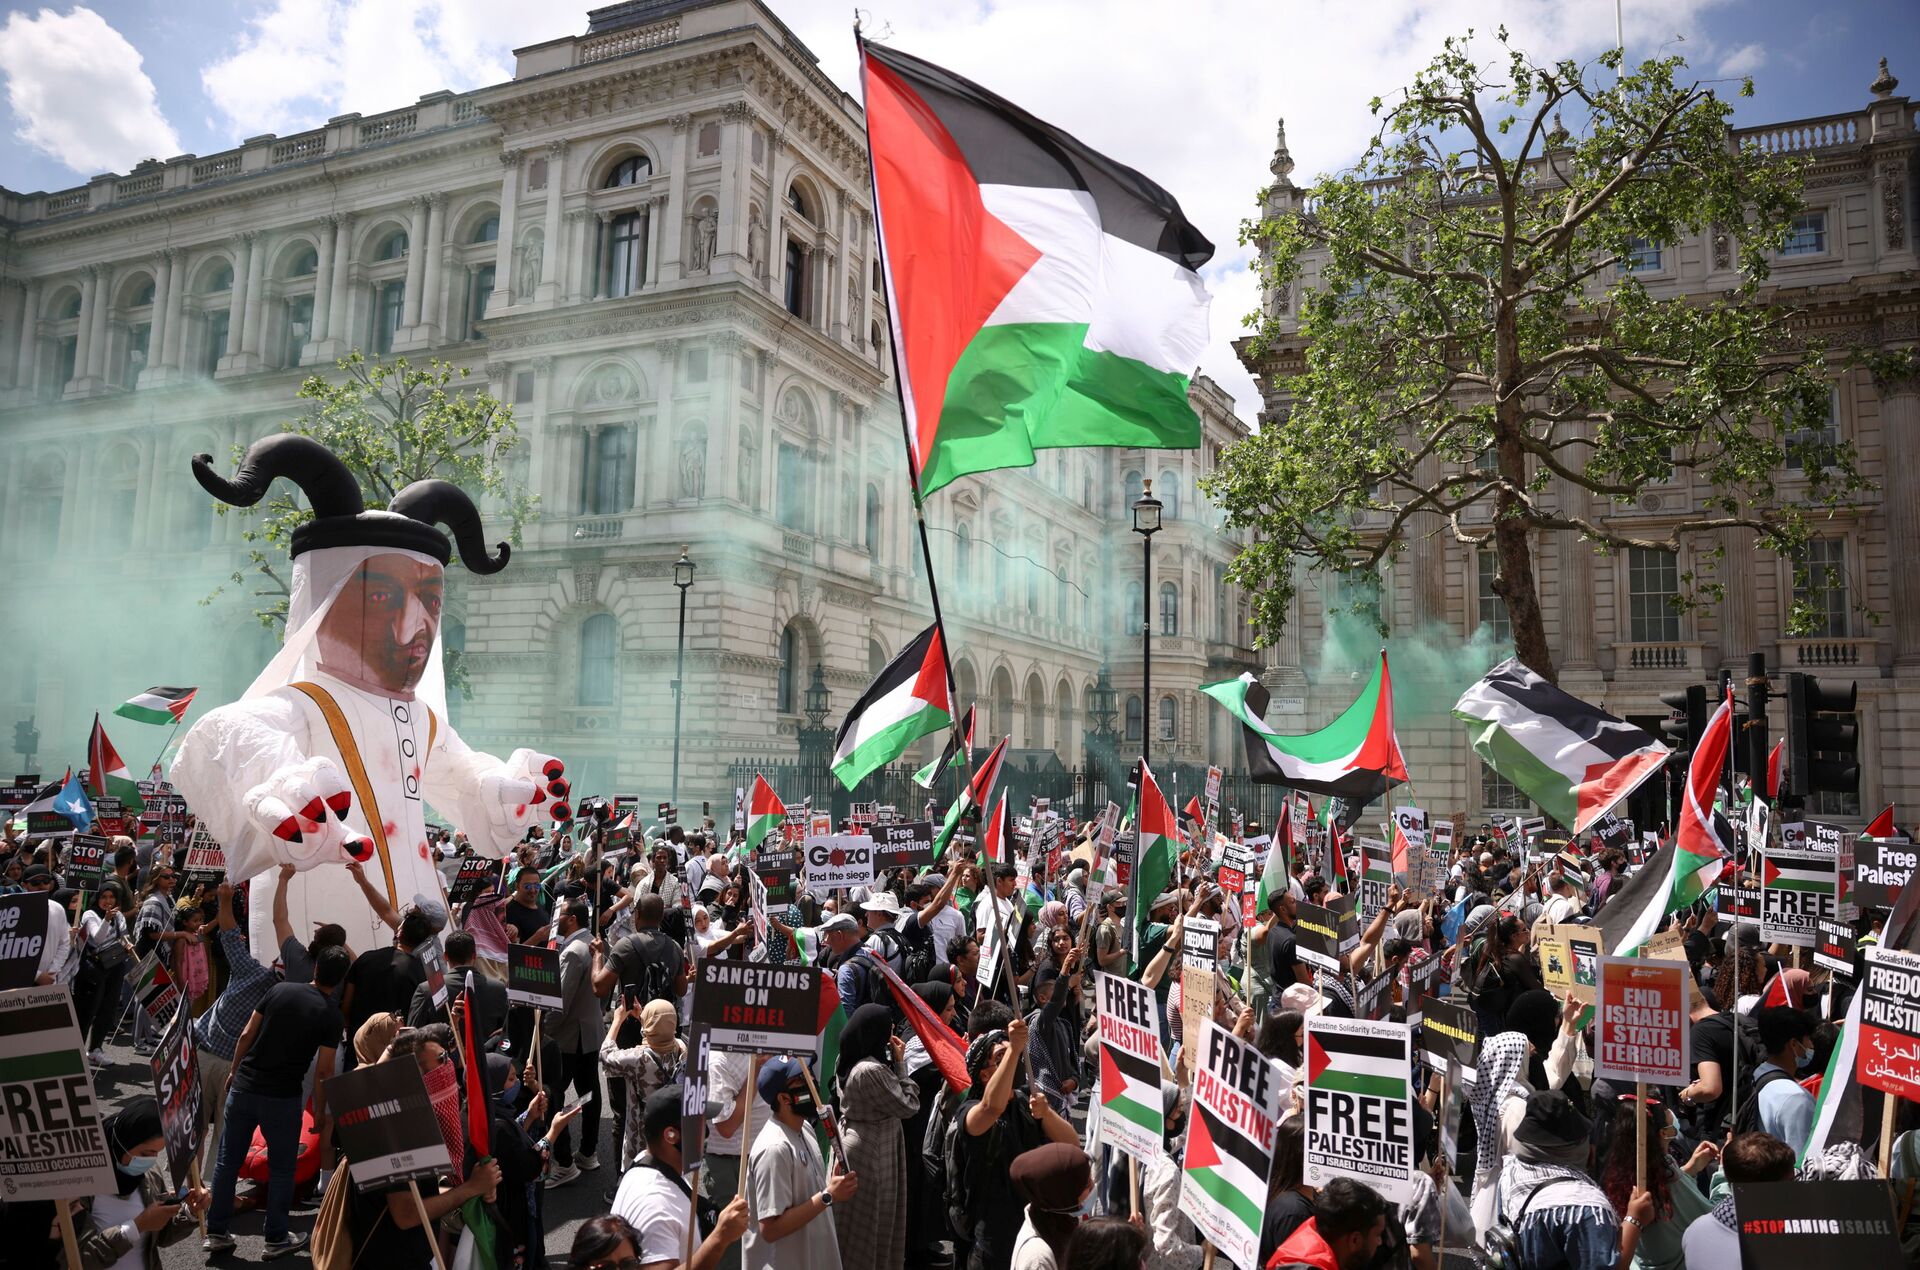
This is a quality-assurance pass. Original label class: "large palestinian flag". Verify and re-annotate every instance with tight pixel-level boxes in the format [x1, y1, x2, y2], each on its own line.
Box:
[114, 685, 196, 726]
[859, 40, 1211, 497]
[832, 623, 953, 789]
[1452, 659, 1668, 835]
[1600, 686, 1734, 956]
[1202, 654, 1407, 800]
[86, 715, 145, 813]
[744, 774, 784, 856]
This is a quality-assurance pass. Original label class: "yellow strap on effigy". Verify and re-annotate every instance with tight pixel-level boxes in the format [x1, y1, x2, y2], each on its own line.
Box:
[290, 681, 397, 907]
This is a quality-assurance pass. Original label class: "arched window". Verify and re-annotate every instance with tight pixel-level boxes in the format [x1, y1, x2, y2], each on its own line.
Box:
[130, 278, 157, 306]
[787, 183, 812, 220]
[604, 155, 651, 188]
[784, 239, 808, 318]
[1124, 469, 1144, 509]
[864, 485, 881, 552]
[955, 524, 973, 582]
[470, 215, 499, 244]
[1159, 581, 1179, 636]
[285, 247, 318, 278]
[778, 625, 798, 713]
[578, 614, 616, 706]
[1159, 469, 1180, 519]
[1158, 695, 1177, 742]
[1025, 676, 1046, 750]
[200, 263, 234, 295]
[583, 425, 635, 515]
[374, 230, 409, 261]
[1124, 695, 1143, 743]
[869, 639, 887, 677]
[608, 211, 645, 298]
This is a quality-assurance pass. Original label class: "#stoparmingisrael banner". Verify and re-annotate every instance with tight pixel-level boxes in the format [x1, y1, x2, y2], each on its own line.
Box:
[1305, 1014, 1416, 1204]
[1181, 1020, 1283, 1270]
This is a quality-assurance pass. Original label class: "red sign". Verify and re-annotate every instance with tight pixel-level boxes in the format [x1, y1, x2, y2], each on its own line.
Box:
[1858, 947, 1920, 1102]
[1594, 957, 1688, 1086]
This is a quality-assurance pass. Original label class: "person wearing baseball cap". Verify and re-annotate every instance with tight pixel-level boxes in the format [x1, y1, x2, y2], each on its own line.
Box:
[743, 1056, 856, 1270]
[611, 1085, 748, 1268]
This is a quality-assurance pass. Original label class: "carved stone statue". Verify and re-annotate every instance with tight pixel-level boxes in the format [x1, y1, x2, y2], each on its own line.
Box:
[517, 234, 543, 297]
[691, 208, 718, 272]
[737, 427, 757, 504]
[748, 210, 763, 273]
[679, 425, 707, 500]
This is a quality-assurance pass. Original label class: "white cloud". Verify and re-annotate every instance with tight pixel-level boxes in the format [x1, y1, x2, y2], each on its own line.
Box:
[1718, 42, 1768, 76]
[197, 0, 1747, 420]
[0, 6, 180, 178]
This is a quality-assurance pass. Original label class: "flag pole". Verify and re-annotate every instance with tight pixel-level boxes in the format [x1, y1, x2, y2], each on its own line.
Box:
[148, 716, 185, 786]
[851, 26, 966, 767]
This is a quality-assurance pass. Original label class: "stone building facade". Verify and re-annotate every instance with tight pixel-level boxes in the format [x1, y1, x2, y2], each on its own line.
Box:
[0, 0, 1256, 806]
[1238, 66, 1920, 830]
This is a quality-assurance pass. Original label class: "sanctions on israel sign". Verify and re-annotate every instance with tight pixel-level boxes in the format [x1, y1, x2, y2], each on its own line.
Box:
[1304, 1015, 1416, 1205]
[1094, 971, 1164, 1166]
[1595, 957, 1688, 1086]
[1181, 1020, 1283, 1270]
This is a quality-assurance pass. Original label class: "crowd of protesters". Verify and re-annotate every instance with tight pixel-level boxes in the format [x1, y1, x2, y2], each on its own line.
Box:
[3, 798, 1916, 1270]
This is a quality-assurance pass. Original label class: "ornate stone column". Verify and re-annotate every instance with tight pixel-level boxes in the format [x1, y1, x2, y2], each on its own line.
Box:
[309, 217, 335, 358]
[224, 236, 251, 358]
[143, 250, 173, 384]
[648, 338, 679, 508]
[661, 117, 689, 283]
[84, 265, 113, 381]
[13, 278, 39, 394]
[717, 101, 755, 271]
[70, 268, 96, 391]
[1876, 365, 1920, 664]
[325, 216, 353, 346]
[491, 150, 520, 310]
[418, 193, 446, 336]
[536, 142, 566, 304]
[160, 258, 186, 371]
[401, 198, 429, 328]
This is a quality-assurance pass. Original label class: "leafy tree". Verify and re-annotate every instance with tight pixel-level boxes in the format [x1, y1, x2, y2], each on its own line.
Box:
[208, 354, 537, 693]
[1210, 32, 1859, 681]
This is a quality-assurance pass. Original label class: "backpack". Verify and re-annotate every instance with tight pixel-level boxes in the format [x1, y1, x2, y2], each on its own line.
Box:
[897, 919, 936, 985]
[1474, 1176, 1561, 1270]
[1731, 1067, 1799, 1137]
[921, 1086, 960, 1211]
[1692, 1010, 1765, 1132]
[941, 1097, 991, 1239]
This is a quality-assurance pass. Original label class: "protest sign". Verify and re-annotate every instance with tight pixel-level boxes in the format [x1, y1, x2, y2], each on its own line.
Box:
[0, 984, 118, 1200]
[506, 943, 562, 1010]
[1295, 901, 1355, 974]
[1761, 848, 1837, 948]
[1417, 997, 1477, 1077]
[1733, 1180, 1903, 1270]
[1094, 972, 1164, 1165]
[1181, 1020, 1284, 1270]
[690, 961, 827, 1057]
[1305, 1015, 1416, 1204]
[326, 1057, 451, 1189]
[1391, 807, 1428, 860]
[182, 837, 226, 892]
[1814, 919, 1858, 976]
[66, 834, 107, 889]
[1432, 820, 1455, 856]
[808, 812, 833, 839]
[1181, 916, 1220, 1047]
[1856, 946, 1920, 1103]
[1778, 821, 1808, 852]
[0, 894, 51, 991]
[1356, 837, 1393, 922]
[448, 856, 499, 906]
[871, 820, 934, 873]
[755, 845, 800, 908]
[1595, 957, 1688, 1086]
[1182, 917, 1220, 972]
[1714, 882, 1761, 924]
[1595, 813, 1635, 853]
[417, 935, 448, 1010]
[803, 834, 877, 894]
[1855, 837, 1918, 912]
[1405, 955, 1440, 1026]
[131, 953, 179, 1027]
[148, 999, 201, 1185]
[1098, 801, 1119, 854]
[1215, 856, 1246, 899]
[1111, 828, 1136, 890]
[1357, 968, 1394, 1021]
[682, 1024, 710, 1170]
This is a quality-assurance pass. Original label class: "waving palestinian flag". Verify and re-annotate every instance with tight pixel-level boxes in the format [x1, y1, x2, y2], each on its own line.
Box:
[914, 704, 975, 789]
[859, 40, 1211, 497]
[87, 715, 145, 813]
[115, 685, 196, 726]
[745, 775, 785, 856]
[1868, 805, 1898, 838]
[935, 736, 1010, 856]
[1202, 654, 1407, 800]
[981, 790, 1012, 865]
[832, 623, 953, 790]
[1131, 762, 1178, 966]
[1453, 659, 1668, 835]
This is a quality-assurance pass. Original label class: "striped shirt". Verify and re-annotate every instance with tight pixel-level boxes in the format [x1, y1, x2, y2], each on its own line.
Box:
[192, 926, 278, 1060]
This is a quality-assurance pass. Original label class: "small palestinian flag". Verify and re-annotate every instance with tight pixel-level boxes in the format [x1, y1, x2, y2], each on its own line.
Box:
[1763, 854, 1836, 895]
[935, 736, 1010, 856]
[1306, 1021, 1408, 1101]
[1452, 659, 1668, 835]
[1255, 801, 1292, 915]
[87, 715, 145, 813]
[981, 790, 1012, 865]
[1756, 968, 1801, 1009]
[1098, 1030, 1164, 1145]
[745, 775, 784, 856]
[859, 40, 1211, 498]
[115, 686, 196, 726]
[914, 704, 975, 789]
[1327, 820, 1351, 889]
[1203, 654, 1407, 800]
[832, 623, 953, 790]
[1390, 819, 1415, 877]
[1131, 762, 1178, 966]
[1867, 805, 1898, 838]
[132, 955, 178, 1024]
[1361, 838, 1395, 886]
[1766, 738, 1785, 801]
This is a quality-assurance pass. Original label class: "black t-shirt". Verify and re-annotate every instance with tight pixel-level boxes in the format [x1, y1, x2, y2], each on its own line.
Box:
[233, 982, 344, 1098]
[610, 928, 685, 1006]
[350, 1178, 437, 1269]
[1689, 1011, 1756, 1133]
[1269, 922, 1300, 987]
[345, 947, 427, 1038]
[1259, 1189, 1317, 1266]
[503, 898, 551, 944]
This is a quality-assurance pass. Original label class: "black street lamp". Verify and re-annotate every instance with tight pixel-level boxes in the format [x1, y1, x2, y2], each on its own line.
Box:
[798, 665, 834, 774]
[671, 545, 695, 804]
[1085, 665, 1119, 814]
[1132, 478, 1162, 768]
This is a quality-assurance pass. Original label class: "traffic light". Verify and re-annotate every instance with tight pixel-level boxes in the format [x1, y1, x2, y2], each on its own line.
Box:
[1785, 673, 1858, 798]
[1659, 685, 1708, 761]
[11, 717, 36, 762]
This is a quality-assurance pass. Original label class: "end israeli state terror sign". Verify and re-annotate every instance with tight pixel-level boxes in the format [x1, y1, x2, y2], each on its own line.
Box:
[1094, 971, 1164, 1166]
[1305, 1015, 1416, 1205]
[0, 984, 117, 1200]
[1761, 848, 1838, 948]
[1595, 957, 1688, 1086]
[1181, 1020, 1284, 1270]
[690, 961, 829, 1058]
[1855, 946, 1920, 1103]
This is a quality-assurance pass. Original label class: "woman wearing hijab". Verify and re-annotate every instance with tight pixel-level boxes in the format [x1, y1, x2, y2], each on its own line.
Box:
[834, 1002, 921, 1270]
[1009, 1143, 1094, 1270]
[905, 981, 960, 1261]
[1467, 1031, 1535, 1241]
[58, 1097, 210, 1268]
[601, 997, 686, 1171]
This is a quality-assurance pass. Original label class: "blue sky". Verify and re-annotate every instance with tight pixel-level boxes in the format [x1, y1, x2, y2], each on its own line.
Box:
[0, 0, 1911, 417]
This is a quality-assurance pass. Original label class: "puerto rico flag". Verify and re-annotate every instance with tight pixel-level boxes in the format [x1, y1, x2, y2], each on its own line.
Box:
[859, 39, 1211, 497]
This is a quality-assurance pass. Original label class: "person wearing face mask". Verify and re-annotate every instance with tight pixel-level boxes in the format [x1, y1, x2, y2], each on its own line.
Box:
[1746, 1006, 1818, 1151]
[1596, 1097, 1718, 1270]
[611, 1085, 751, 1270]
[954, 1016, 1081, 1270]
[1009, 1144, 1095, 1270]
[743, 1055, 858, 1270]
[45, 1097, 210, 1269]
